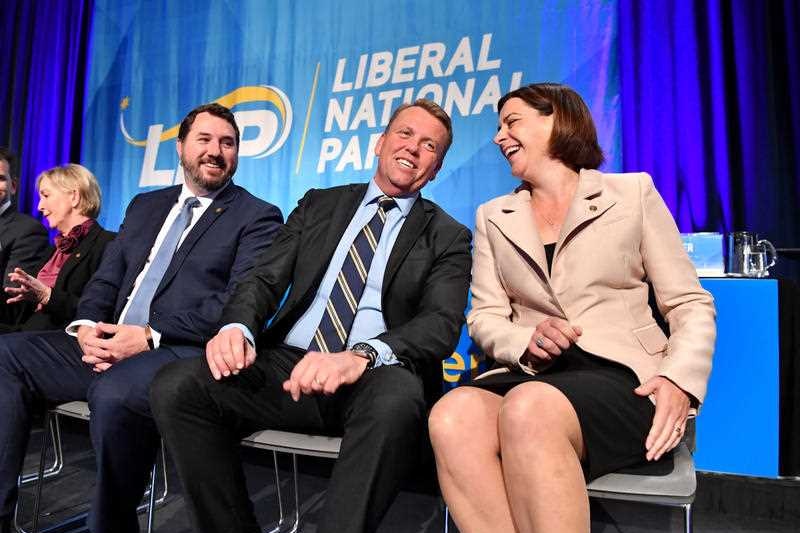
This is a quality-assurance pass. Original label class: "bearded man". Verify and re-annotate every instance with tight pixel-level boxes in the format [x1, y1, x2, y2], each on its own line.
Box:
[0, 103, 283, 533]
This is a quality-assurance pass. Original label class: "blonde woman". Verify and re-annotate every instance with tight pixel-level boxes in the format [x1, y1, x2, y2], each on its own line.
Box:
[1, 164, 115, 332]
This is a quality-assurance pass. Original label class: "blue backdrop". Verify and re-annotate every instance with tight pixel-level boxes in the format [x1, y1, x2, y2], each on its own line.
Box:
[80, 0, 620, 383]
[3, 0, 798, 385]
[82, 0, 620, 235]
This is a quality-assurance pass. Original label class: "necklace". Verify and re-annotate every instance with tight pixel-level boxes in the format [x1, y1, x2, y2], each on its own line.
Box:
[538, 209, 561, 229]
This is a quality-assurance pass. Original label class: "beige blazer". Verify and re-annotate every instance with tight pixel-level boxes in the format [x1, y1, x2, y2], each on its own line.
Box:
[467, 169, 716, 404]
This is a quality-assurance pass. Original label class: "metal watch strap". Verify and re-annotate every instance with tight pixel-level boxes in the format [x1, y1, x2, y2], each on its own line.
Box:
[351, 342, 377, 369]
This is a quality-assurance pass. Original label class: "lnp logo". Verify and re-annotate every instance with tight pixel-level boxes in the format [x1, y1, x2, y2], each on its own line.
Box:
[119, 85, 293, 187]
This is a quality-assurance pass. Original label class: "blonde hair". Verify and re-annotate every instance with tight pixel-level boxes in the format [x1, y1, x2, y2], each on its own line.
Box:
[36, 164, 101, 218]
[386, 99, 453, 154]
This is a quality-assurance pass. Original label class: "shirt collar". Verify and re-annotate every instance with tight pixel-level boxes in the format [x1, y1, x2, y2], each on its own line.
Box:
[364, 179, 418, 217]
[0, 199, 10, 216]
[179, 180, 229, 207]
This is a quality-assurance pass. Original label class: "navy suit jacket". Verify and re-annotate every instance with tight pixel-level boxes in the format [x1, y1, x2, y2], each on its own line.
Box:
[76, 182, 283, 347]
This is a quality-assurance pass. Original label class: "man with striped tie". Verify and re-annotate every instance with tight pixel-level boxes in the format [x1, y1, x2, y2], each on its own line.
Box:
[152, 99, 472, 533]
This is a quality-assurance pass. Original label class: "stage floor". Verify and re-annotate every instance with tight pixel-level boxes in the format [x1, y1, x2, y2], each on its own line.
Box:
[14, 417, 800, 532]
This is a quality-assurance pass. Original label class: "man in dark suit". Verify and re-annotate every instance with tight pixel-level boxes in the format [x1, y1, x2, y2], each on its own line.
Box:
[0, 104, 283, 533]
[0, 147, 50, 290]
[151, 99, 472, 533]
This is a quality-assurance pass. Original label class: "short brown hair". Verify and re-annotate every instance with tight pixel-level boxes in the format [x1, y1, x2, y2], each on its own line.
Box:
[0, 147, 17, 181]
[37, 164, 102, 218]
[497, 83, 605, 171]
[386, 99, 453, 155]
[178, 103, 240, 146]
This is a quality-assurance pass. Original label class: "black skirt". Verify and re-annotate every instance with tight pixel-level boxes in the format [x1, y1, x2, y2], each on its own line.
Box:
[465, 345, 658, 481]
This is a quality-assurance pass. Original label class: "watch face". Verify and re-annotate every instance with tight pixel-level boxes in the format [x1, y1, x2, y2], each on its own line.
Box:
[352, 343, 377, 367]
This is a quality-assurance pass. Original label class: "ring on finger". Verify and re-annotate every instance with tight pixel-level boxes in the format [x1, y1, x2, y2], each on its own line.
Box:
[313, 377, 323, 386]
[535, 336, 546, 348]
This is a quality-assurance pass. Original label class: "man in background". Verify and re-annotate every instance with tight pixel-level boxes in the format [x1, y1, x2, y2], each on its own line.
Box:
[0, 147, 49, 291]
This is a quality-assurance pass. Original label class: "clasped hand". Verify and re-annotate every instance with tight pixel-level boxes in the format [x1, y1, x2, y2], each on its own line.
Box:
[5, 268, 51, 308]
[525, 317, 582, 364]
[78, 323, 149, 372]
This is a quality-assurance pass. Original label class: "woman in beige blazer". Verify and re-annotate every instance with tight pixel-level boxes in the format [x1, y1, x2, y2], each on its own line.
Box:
[429, 83, 716, 533]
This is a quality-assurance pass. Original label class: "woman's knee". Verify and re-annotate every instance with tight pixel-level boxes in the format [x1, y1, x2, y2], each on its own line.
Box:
[429, 387, 500, 450]
[499, 382, 579, 444]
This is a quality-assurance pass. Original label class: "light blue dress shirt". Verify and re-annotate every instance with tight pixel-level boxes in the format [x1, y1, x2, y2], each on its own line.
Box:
[227, 179, 417, 367]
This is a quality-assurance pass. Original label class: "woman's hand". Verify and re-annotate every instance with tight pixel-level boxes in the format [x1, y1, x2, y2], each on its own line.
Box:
[5, 268, 52, 307]
[635, 376, 691, 461]
[525, 317, 582, 364]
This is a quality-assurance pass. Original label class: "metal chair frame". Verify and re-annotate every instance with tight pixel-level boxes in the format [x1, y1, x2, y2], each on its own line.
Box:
[13, 401, 168, 533]
[240, 430, 342, 533]
[586, 442, 696, 532]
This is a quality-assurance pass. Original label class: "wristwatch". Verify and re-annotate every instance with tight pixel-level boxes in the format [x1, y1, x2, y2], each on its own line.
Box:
[144, 323, 156, 350]
[351, 342, 378, 370]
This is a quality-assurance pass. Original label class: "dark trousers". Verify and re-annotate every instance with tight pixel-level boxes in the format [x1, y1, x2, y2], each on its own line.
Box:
[0, 330, 200, 533]
[150, 344, 427, 533]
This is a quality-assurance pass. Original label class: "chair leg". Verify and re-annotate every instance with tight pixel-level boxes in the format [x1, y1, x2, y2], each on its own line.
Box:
[145, 459, 158, 533]
[288, 454, 299, 533]
[265, 452, 300, 533]
[30, 411, 52, 533]
[683, 502, 693, 533]
[264, 451, 285, 533]
[18, 415, 64, 486]
[155, 440, 169, 505]
[138, 440, 169, 515]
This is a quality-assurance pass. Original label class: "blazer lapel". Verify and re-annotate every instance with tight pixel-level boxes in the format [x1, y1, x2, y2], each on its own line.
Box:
[556, 169, 615, 255]
[487, 190, 549, 277]
[53, 223, 102, 286]
[0, 208, 13, 250]
[154, 183, 238, 294]
[321, 184, 366, 264]
[291, 185, 366, 302]
[123, 186, 181, 296]
[383, 197, 432, 290]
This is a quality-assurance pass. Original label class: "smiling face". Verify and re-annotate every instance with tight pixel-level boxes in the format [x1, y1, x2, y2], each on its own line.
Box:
[493, 97, 555, 181]
[176, 112, 238, 195]
[373, 106, 449, 196]
[0, 159, 15, 205]
[38, 176, 80, 234]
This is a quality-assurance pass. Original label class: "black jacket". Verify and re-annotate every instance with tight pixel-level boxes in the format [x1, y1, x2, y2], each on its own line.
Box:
[221, 183, 472, 403]
[0, 222, 116, 333]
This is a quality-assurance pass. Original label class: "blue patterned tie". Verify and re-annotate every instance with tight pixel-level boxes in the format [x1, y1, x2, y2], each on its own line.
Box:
[309, 195, 396, 352]
[123, 196, 200, 326]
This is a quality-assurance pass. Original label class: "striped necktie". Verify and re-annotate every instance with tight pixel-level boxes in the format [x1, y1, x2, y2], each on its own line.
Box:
[309, 195, 397, 353]
[123, 196, 200, 326]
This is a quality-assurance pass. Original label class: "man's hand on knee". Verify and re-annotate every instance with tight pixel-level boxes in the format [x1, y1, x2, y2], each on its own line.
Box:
[205, 327, 256, 380]
[283, 351, 369, 401]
